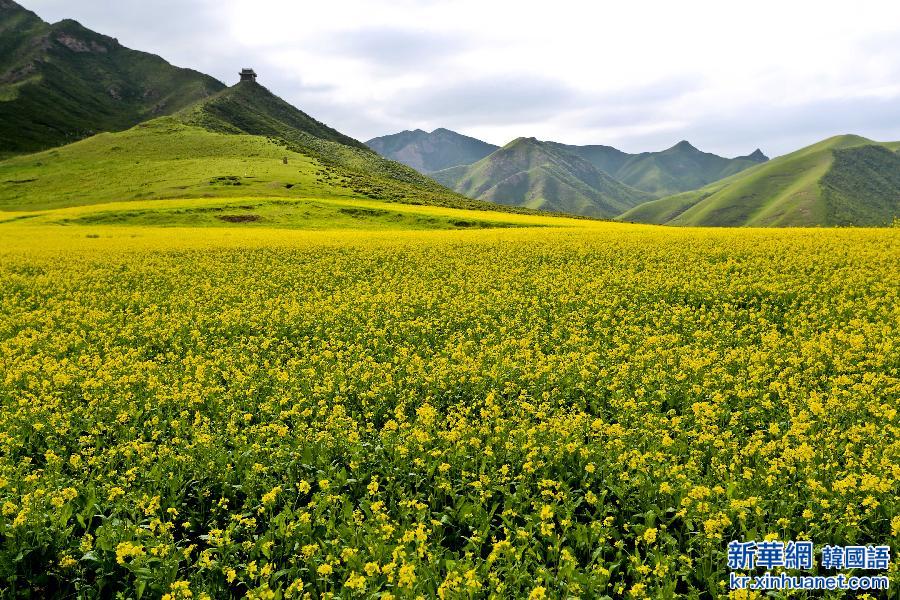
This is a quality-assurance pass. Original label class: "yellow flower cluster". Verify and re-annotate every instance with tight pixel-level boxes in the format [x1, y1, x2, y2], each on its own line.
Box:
[0, 223, 897, 597]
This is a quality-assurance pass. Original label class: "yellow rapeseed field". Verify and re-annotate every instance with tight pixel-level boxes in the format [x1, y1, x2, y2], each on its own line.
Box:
[0, 222, 898, 598]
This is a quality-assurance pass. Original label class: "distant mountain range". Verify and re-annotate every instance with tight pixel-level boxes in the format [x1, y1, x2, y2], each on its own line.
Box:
[548, 140, 768, 197]
[366, 128, 498, 173]
[0, 0, 224, 156]
[369, 128, 768, 217]
[372, 126, 900, 225]
[620, 134, 900, 227]
[432, 137, 652, 218]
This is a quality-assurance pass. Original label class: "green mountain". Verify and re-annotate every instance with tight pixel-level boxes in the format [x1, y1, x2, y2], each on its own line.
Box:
[374, 126, 767, 201]
[366, 128, 499, 173]
[543, 142, 631, 176]
[619, 135, 900, 227]
[0, 78, 537, 215]
[552, 140, 768, 197]
[183, 78, 368, 150]
[432, 137, 652, 217]
[0, 0, 225, 156]
[175, 80, 492, 207]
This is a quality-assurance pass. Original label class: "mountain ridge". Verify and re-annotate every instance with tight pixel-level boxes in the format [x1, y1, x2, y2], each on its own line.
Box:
[569, 139, 768, 197]
[179, 79, 368, 150]
[172, 80, 483, 207]
[0, 0, 225, 156]
[366, 128, 499, 173]
[369, 127, 769, 201]
[432, 136, 652, 217]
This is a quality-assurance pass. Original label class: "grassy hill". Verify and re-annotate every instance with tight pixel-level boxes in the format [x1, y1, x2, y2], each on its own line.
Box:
[366, 128, 498, 173]
[612, 142, 766, 197]
[0, 81, 560, 216]
[820, 145, 900, 226]
[543, 142, 631, 177]
[431, 137, 651, 217]
[0, 118, 339, 210]
[0, 0, 224, 156]
[555, 140, 768, 197]
[619, 135, 900, 226]
[183, 79, 368, 150]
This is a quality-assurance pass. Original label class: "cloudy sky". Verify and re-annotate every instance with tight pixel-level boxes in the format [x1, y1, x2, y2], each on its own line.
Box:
[24, 0, 900, 157]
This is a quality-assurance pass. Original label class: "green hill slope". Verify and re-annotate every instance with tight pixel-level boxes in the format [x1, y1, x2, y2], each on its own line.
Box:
[0, 118, 338, 210]
[366, 128, 498, 172]
[0, 0, 225, 156]
[432, 137, 652, 217]
[619, 135, 900, 226]
[556, 140, 767, 197]
[174, 81, 497, 209]
[0, 81, 543, 215]
[820, 145, 900, 226]
[182, 79, 367, 150]
[613, 141, 766, 197]
[544, 142, 631, 177]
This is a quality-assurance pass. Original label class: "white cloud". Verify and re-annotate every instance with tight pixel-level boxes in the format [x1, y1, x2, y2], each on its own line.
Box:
[23, 0, 900, 156]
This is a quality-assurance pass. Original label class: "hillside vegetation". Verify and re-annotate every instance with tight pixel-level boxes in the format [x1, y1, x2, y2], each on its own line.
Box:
[821, 145, 900, 226]
[0, 194, 575, 231]
[553, 141, 768, 197]
[432, 137, 651, 217]
[427, 135, 767, 217]
[368, 127, 767, 199]
[182, 80, 367, 150]
[176, 82, 479, 207]
[0, 0, 224, 156]
[620, 135, 900, 227]
[0, 82, 547, 215]
[0, 119, 333, 210]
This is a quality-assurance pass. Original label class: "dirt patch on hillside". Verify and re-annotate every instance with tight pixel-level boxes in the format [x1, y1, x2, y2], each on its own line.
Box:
[217, 214, 261, 223]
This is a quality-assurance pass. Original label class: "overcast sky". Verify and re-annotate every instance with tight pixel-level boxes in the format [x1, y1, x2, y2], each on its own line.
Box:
[23, 0, 900, 157]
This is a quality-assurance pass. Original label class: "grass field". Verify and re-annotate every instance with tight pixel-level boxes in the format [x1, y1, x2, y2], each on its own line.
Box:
[0, 196, 568, 231]
[0, 212, 898, 598]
